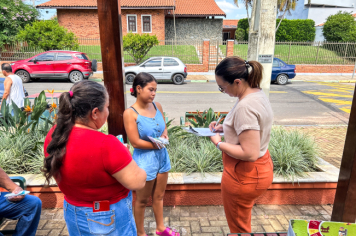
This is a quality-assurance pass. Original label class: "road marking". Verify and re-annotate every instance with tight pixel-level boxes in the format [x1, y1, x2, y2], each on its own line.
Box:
[302, 82, 354, 114]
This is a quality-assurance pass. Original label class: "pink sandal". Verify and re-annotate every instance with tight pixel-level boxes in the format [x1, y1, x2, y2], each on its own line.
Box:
[156, 227, 180, 236]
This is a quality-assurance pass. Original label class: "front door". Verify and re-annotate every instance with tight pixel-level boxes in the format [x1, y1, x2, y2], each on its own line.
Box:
[139, 58, 163, 79]
[272, 59, 281, 81]
[27, 53, 55, 78]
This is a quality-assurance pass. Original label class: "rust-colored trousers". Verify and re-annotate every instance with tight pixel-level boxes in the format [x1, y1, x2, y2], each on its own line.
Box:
[221, 150, 274, 233]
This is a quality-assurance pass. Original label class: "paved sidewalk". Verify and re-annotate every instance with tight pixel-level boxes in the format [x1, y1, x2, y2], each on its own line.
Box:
[0, 204, 333, 236]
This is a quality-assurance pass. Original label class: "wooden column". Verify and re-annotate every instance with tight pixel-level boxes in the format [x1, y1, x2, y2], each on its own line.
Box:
[97, 0, 127, 141]
[331, 82, 356, 222]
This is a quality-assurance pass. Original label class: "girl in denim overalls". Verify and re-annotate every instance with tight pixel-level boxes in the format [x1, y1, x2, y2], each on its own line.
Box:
[124, 72, 179, 236]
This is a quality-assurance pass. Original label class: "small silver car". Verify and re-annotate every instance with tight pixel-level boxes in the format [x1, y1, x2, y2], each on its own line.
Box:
[124, 57, 187, 85]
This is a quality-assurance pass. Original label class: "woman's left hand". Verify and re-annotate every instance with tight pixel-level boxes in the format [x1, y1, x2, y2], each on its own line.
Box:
[160, 134, 169, 140]
[210, 134, 222, 146]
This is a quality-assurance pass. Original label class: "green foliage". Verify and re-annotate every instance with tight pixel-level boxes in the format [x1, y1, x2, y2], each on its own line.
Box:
[0, 91, 55, 135]
[323, 11, 356, 42]
[276, 19, 315, 41]
[237, 18, 249, 40]
[0, 128, 45, 174]
[0, 0, 39, 47]
[188, 108, 224, 128]
[17, 20, 79, 51]
[269, 126, 319, 180]
[235, 28, 245, 41]
[123, 33, 159, 64]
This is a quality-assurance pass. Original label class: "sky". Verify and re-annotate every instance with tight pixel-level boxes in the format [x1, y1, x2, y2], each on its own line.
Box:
[29, 0, 249, 20]
[215, 0, 250, 19]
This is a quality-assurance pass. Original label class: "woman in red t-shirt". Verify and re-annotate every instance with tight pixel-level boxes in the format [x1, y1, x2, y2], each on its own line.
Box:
[42, 80, 146, 236]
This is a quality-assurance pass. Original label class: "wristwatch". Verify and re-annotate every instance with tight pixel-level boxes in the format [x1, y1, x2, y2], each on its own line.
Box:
[216, 141, 222, 151]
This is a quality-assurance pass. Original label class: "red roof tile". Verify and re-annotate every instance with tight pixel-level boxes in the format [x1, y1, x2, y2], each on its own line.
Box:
[37, 0, 226, 16]
[223, 19, 239, 28]
[37, 0, 175, 8]
[315, 23, 324, 27]
[174, 0, 225, 16]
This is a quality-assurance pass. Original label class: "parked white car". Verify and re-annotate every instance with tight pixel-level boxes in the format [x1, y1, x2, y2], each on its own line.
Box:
[124, 57, 187, 85]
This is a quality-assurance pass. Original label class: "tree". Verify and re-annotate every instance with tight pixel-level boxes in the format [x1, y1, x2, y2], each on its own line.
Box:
[0, 0, 39, 47]
[235, 28, 245, 41]
[323, 11, 356, 42]
[234, 0, 252, 26]
[17, 20, 79, 51]
[123, 33, 159, 64]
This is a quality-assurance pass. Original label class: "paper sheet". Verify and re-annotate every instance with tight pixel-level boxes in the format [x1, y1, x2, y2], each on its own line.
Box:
[182, 126, 224, 137]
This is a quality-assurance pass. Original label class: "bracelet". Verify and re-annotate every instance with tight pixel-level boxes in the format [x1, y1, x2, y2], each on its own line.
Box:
[216, 141, 222, 151]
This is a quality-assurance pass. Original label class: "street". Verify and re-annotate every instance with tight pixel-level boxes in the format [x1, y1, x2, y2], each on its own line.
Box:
[23, 79, 352, 126]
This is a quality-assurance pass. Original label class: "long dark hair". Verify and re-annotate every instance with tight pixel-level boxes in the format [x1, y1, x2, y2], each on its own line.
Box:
[215, 56, 263, 88]
[131, 72, 157, 97]
[42, 80, 108, 185]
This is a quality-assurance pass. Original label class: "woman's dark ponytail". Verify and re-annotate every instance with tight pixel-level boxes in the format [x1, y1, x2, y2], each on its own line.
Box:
[42, 80, 108, 185]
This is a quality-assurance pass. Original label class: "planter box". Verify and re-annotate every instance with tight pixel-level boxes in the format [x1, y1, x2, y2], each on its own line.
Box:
[2, 158, 339, 208]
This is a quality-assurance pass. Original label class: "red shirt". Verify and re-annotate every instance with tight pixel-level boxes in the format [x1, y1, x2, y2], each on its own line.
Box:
[44, 126, 132, 207]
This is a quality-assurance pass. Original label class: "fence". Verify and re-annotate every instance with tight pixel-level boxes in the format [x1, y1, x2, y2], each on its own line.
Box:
[2, 39, 356, 67]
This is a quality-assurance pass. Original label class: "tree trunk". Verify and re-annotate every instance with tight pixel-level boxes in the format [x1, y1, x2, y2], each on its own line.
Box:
[275, 9, 287, 32]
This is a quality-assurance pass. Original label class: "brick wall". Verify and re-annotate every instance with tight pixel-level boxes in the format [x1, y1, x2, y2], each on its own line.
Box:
[226, 40, 234, 57]
[58, 9, 165, 41]
[296, 64, 355, 73]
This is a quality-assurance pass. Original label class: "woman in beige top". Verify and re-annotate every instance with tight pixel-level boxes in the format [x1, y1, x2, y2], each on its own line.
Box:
[209, 57, 274, 233]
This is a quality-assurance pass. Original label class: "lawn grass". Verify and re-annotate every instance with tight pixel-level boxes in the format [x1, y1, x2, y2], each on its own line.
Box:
[219, 44, 351, 65]
[78, 45, 200, 65]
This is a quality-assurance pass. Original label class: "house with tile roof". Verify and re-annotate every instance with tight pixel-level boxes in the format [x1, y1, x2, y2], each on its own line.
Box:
[37, 0, 226, 41]
[222, 19, 239, 41]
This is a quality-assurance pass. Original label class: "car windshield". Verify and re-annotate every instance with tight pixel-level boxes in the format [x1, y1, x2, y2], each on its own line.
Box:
[75, 54, 89, 60]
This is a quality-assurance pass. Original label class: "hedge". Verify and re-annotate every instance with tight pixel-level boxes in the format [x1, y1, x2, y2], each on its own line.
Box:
[237, 18, 316, 42]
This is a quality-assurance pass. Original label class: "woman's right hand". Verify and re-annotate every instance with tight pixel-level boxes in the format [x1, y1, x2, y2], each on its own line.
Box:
[209, 121, 223, 132]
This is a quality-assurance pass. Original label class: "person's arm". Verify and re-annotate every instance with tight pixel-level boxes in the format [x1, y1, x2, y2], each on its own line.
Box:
[112, 160, 147, 190]
[0, 77, 12, 108]
[210, 130, 261, 162]
[155, 102, 168, 139]
[123, 108, 158, 149]
[0, 167, 24, 201]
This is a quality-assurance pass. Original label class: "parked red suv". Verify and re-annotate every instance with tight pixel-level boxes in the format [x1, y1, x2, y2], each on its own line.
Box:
[10, 50, 97, 83]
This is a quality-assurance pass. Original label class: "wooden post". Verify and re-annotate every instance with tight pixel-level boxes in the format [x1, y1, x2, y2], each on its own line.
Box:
[97, 0, 127, 141]
[331, 81, 356, 222]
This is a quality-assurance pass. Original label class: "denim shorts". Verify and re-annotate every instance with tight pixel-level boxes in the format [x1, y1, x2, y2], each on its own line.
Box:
[133, 148, 171, 181]
[63, 191, 136, 236]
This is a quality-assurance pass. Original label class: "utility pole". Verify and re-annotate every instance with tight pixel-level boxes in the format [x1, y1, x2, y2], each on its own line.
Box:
[247, 0, 277, 98]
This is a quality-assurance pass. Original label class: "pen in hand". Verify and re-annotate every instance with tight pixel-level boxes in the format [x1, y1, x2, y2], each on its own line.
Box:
[213, 115, 223, 132]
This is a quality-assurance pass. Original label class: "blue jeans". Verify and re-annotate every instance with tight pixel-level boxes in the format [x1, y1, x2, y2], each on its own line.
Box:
[0, 193, 42, 236]
[63, 191, 137, 236]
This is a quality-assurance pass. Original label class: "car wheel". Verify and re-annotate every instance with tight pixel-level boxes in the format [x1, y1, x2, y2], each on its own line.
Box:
[31, 78, 40, 82]
[69, 71, 84, 83]
[91, 59, 97, 72]
[15, 70, 30, 83]
[172, 74, 184, 85]
[276, 74, 289, 85]
[125, 73, 135, 85]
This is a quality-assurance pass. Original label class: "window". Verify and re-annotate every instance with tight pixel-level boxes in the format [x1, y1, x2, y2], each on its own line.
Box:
[127, 15, 137, 32]
[279, 61, 285, 67]
[36, 53, 55, 61]
[272, 59, 280, 67]
[56, 53, 73, 61]
[142, 15, 151, 33]
[75, 54, 89, 60]
[143, 58, 161, 67]
[163, 58, 179, 66]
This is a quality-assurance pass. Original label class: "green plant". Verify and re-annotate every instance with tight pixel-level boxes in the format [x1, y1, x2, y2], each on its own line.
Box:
[0, 0, 39, 48]
[275, 19, 315, 41]
[0, 126, 46, 174]
[237, 18, 249, 40]
[188, 109, 223, 128]
[0, 91, 55, 135]
[17, 20, 79, 51]
[235, 28, 245, 41]
[323, 11, 356, 42]
[123, 33, 159, 64]
[269, 126, 319, 180]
